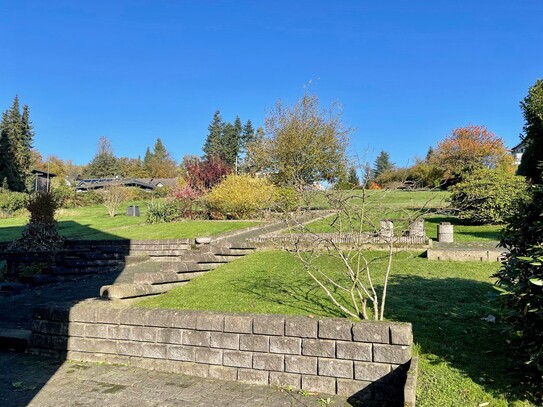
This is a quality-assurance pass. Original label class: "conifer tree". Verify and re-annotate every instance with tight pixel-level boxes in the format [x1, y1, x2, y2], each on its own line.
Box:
[146, 138, 177, 177]
[373, 151, 394, 178]
[203, 111, 223, 159]
[242, 120, 255, 151]
[86, 136, 119, 178]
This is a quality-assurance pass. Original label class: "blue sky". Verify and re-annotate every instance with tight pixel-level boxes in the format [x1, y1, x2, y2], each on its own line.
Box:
[2, 1, 542, 167]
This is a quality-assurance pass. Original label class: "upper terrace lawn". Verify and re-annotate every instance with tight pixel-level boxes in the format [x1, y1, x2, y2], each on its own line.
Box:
[305, 189, 502, 242]
[0, 201, 258, 242]
[137, 251, 534, 406]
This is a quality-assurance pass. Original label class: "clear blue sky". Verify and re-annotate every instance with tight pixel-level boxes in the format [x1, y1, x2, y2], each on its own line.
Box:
[2, 1, 542, 167]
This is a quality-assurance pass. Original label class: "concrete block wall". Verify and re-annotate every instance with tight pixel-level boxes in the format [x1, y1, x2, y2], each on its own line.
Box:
[30, 306, 416, 406]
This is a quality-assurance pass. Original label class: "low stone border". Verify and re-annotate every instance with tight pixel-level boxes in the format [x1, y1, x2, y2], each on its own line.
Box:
[31, 305, 415, 405]
[427, 248, 506, 261]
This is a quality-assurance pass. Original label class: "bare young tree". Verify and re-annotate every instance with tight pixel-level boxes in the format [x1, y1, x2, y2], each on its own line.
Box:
[101, 184, 126, 217]
[275, 187, 436, 321]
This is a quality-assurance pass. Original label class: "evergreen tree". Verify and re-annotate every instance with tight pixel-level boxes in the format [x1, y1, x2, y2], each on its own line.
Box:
[373, 151, 394, 178]
[203, 111, 223, 159]
[242, 120, 255, 151]
[86, 136, 119, 178]
[347, 166, 360, 187]
[220, 122, 238, 167]
[146, 138, 177, 177]
[0, 96, 35, 191]
[517, 79, 543, 183]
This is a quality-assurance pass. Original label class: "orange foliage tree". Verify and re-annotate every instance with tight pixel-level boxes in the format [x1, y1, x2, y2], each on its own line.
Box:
[433, 125, 511, 180]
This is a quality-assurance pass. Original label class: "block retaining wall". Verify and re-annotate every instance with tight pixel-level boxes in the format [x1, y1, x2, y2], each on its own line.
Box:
[30, 306, 416, 406]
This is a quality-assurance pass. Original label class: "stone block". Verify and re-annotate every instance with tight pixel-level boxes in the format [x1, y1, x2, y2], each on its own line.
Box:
[354, 362, 391, 382]
[208, 365, 238, 381]
[69, 322, 86, 337]
[238, 368, 269, 385]
[50, 335, 68, 350]
[50, 306, 70, 322]
[95, 309, 122, 324]
[253, 353, 284, 371]
[117, 340, 143, 357]
[114, 325, 131, 340]
[167, 345, 195, 362]
[142, 343, 167, 359]
[285, 317, 318, 338]
[270, 337, 301, 355]
[144, 310, 176, 327]
[352, 322, 389, 344]
[194, 347, 223, 365]
[182, 330, 210, 347]
[336, 379, 372, 399]
[30, 333, 51, 349]
[223, 350, 252, 368]
[318, 319, 352, 341]
[67, 337, 94, 352]
[301, 375, 336, 395]
[336, 342, 372, 361]
[284, 355, 317, 375]
[210, 332, 239, 350]
[196, 313, 224, 332]
[239, 334, 269, 352]
[373, 344, 411, 364]
[176, 362, 209, 378]
[119, 309, 149, 326]
[130, 326, 157, 342]
[253, 315, 284, 336]
[156, 328, 182, 344]
[269, 372, 301, 389]
[301, 339, 335, 357]
[374, 382, 403, 402]
[170, 312, 197, 329]
[69, 307, 97, 323]
[224, 314, 253, 333]
[390, 323, 413, 345]
[85, 324, 109, 339]
[319, 358, 353, 378]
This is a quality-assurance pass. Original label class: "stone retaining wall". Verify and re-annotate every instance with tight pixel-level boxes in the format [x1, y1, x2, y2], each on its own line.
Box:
[30, 305, 416, 406]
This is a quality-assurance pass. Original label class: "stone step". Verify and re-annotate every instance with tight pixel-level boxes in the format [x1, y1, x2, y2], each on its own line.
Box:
[100, 282, 187, 299]
[0, 328, 31, 352]
[200, 246, 255, 256]
[62, 259, 124, 267]
[223, 241, 257, 250]
[181, 253, 237, 263]
[132, 270, 208, 285]
[143, 261, 219, 272]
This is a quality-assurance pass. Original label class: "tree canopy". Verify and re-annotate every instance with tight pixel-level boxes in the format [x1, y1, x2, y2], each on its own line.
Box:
[517, 79, 543, 183]
[0, 96, 35, 191]
[248, 92, 350, 192]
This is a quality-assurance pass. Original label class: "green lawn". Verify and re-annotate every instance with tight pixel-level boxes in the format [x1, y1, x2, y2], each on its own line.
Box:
[136, 251, 534, 406]
[0, 201, 258, 242]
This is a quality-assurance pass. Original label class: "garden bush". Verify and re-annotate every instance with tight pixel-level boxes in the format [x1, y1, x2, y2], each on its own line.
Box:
[496, 183, 543, 399]
[205, 174, 275, 219]
[170, 184, 202, 219]
[0, 190, 28, 216]
[450, 168, 529, 224]
[146, 199, 179, 224]
[272, 187, 299, 212]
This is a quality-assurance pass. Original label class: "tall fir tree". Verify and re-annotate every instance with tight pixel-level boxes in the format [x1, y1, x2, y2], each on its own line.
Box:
[373, 151, 394, 178]
[203, 111, 224, 159]
[145, 138, 177, 178]
[86, 136, 119, 178]
[517, 79, 543, 183]
[0, 96, 34, 191]
[241, 120, 255, 151]
[347, 166, 360, 187]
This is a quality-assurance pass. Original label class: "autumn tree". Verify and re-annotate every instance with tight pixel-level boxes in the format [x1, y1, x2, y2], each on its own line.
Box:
[248, 92, 350, 193]
[144, 138, 177, 178]
[183, 155, 231, 193]
[433, 125, 509, 182]
[517, 79, 543, 183]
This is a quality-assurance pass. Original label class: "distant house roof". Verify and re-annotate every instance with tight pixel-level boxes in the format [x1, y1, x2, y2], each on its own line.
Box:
[137, 178, 178, 188]
[511, 139, 527, 152]
[76, 178, 155, 191]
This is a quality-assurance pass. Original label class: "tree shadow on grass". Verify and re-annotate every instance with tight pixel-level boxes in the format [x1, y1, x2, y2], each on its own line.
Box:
[231, 273, 346, 319]
[385, 274, 531, 403]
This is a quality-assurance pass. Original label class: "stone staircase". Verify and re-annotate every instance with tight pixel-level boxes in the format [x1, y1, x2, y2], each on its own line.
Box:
[99, 241, 256, 300]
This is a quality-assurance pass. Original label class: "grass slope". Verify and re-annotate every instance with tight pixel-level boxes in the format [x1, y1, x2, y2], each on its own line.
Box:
[137, 251, 534, 406]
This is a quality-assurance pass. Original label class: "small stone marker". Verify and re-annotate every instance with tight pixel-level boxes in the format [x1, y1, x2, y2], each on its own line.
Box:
[380, 220, 394, 238]
[437, 222, 453, 242]
[126, 205, 140, 217]
[408, 219, 425, 237]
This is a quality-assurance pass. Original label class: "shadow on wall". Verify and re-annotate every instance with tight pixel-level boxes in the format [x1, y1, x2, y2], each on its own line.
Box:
[0, 221, 133, 406]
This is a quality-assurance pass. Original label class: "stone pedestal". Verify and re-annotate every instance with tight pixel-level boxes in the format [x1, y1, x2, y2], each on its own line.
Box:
[380, 220, 394, 238]
[437, 222, 453, 243]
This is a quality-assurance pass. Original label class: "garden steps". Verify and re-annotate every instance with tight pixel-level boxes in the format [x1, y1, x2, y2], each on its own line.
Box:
[99, 241, 256, 300]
